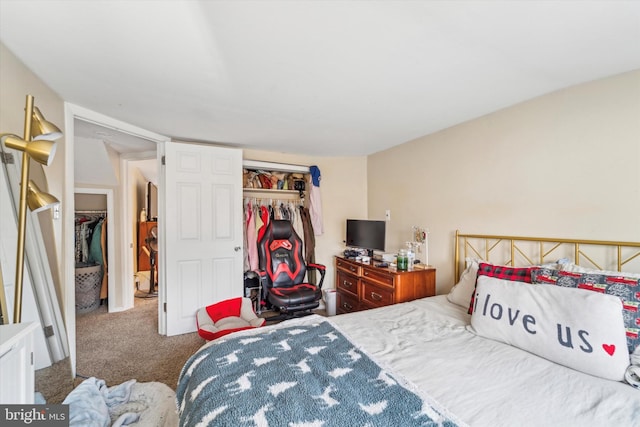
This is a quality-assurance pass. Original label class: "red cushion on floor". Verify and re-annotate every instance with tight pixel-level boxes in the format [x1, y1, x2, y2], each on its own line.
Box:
[205, 297, 242, 322]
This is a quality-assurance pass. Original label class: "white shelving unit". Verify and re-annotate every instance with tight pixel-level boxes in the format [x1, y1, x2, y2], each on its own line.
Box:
[0, 322, 38, 404]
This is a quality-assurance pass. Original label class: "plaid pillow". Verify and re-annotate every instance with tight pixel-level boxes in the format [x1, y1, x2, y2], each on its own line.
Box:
[531, 268, 640, 354]
[468, 263, 533, 314]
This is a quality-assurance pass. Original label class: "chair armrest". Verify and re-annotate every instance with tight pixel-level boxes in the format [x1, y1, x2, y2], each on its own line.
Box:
[306, 263, 326, 289]
[307, 263, 326, 271]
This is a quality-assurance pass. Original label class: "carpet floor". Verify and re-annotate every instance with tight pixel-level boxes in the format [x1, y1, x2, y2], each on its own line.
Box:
[35, 296, 204, 404]
[35, 296, 326, 404]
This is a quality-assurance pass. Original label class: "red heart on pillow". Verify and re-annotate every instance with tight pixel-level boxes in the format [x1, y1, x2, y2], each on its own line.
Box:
[602, 344, 616, 356]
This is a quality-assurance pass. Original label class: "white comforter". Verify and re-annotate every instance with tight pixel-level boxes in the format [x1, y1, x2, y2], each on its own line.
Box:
[327, 296, 640, 427]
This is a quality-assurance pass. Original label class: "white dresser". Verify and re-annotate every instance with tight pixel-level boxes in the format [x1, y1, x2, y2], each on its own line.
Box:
[0, 322, 38, 404]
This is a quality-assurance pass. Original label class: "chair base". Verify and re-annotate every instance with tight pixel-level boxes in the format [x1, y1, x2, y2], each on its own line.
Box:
[262, 309, 316, 323]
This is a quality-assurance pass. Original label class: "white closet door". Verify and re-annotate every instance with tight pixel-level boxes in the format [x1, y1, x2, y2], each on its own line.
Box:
[162, 141, 243, 336]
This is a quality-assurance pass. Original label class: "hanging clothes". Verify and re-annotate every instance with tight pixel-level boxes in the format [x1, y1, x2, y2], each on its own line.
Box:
[243, 206, 250, 272]
[291, 203, 305, 248]
[257, 204, 270, 242]
[299, 205, 316, 284]
[79, 222, 92, 263]
[75, 214, 103, 265]
[75, 211, 108, 301]
[246, 202, 259, 271]
[98, 219, 108, 300]
[309, 165, 323, 236]
[88, 218, 104, 265]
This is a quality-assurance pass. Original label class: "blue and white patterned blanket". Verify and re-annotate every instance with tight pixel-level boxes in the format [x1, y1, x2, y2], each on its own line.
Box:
[176, 317, 461, 427]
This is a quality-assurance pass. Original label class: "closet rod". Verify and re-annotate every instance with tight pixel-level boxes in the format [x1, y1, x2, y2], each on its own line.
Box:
[245, 197, 304, 204]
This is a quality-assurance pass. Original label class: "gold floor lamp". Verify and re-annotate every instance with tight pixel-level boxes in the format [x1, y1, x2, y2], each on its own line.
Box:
[1, 94, 61, 323]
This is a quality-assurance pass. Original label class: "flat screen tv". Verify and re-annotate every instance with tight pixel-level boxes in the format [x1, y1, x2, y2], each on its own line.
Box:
[346, 219, 386, 256]
[146, 182, 158, 221]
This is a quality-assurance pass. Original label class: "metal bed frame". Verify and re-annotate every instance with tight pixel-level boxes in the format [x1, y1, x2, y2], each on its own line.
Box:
[455, 230, 640, 281]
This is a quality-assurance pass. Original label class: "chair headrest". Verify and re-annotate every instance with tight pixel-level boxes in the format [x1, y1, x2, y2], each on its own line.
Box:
[271, 220, 294, 240]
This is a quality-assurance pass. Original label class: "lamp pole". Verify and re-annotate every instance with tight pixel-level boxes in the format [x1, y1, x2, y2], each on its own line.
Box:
[13, 95, 35, 323]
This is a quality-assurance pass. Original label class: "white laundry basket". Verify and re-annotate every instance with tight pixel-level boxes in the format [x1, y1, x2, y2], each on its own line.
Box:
[75, 264, 102, 313]
[323, 289, 337, 316]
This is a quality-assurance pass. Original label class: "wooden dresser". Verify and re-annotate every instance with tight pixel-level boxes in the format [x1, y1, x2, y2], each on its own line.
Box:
[335, 256, 436, 314]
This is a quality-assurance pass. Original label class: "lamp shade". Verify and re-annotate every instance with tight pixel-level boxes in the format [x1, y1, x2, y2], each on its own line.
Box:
[27, 180, 60, 213]
[2, 136, 57, 166]
[31, 107, 63, 141]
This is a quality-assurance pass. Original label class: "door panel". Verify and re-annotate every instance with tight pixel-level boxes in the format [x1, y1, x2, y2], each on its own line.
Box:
[162, 141, 243, 336]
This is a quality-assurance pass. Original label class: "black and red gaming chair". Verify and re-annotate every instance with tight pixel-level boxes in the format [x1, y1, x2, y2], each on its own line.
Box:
[257, 220, 326, 318]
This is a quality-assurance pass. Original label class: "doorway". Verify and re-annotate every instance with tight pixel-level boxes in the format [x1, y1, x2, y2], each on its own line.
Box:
[126, 157, 159, 299]
[64, 103, 169, 376]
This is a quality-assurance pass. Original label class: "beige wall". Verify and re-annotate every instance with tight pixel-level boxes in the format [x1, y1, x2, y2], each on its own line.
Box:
[242, 149, 368, 290]
[368, 70, 640, 294]
[0, 42, 67, 308]
[74, 193, 107, 211]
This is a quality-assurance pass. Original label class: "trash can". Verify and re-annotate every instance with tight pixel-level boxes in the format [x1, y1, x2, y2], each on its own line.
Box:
[324, 289, 337, 316]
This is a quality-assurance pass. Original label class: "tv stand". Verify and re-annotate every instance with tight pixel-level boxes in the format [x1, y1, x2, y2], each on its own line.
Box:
[335, 256, 435, 314]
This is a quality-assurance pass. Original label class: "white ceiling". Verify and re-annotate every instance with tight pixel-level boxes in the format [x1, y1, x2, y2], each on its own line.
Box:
[1, 1, 639, 157]
[74, 119, 158, 154]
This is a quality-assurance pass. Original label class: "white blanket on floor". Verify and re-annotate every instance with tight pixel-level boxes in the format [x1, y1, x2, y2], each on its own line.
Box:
[63, 378, 177, 427]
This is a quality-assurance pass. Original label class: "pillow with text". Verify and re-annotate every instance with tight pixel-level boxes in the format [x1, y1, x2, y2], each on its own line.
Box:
[469, 275, 629, 381]
[531, 268, 640, 355]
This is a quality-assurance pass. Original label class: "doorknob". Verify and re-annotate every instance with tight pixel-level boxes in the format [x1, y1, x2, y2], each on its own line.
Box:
[234, 246, 241, 252]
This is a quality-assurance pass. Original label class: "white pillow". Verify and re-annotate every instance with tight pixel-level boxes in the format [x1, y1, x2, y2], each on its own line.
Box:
[469, 276, 629, 381]
[447, 258, 480, 308]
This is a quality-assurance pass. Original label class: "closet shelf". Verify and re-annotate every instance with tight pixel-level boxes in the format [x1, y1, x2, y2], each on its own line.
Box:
[243, 188, 300, 195]
[242, 159, 309, 173]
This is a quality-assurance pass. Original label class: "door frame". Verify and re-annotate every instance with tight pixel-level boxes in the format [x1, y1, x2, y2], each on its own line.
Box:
[63, 103, 169, 376]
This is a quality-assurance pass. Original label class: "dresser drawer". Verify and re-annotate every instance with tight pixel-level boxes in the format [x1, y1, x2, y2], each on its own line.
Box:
[337, 291, 359, 314]
[335, 256, 436, 314]
[361, 281, 394, 307]
[336, 258, 361, 275]
[336, 270, 359, 298]
[361, 267, 395, 288]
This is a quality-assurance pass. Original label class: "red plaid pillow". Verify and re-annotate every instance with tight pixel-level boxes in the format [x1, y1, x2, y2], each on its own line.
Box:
[468, 263, 533, 314]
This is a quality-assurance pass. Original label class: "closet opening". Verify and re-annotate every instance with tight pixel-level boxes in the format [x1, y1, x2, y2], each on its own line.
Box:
[73, 191, 111, 314]
[74, 188, 115, 316]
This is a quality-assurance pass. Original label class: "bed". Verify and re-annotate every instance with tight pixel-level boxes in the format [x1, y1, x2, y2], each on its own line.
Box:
[176, 231, 640, 426]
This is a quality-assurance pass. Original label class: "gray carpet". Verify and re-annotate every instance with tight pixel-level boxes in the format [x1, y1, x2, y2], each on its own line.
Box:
[35, 297, 205, 404]
[35, 297, 325, 404]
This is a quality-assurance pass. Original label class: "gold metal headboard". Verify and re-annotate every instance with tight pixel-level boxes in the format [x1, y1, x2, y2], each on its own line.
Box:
[455, 230, 640, 281]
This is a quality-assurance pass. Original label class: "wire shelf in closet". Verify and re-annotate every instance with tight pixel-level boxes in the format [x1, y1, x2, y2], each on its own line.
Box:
[243, 188, 301, 195]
